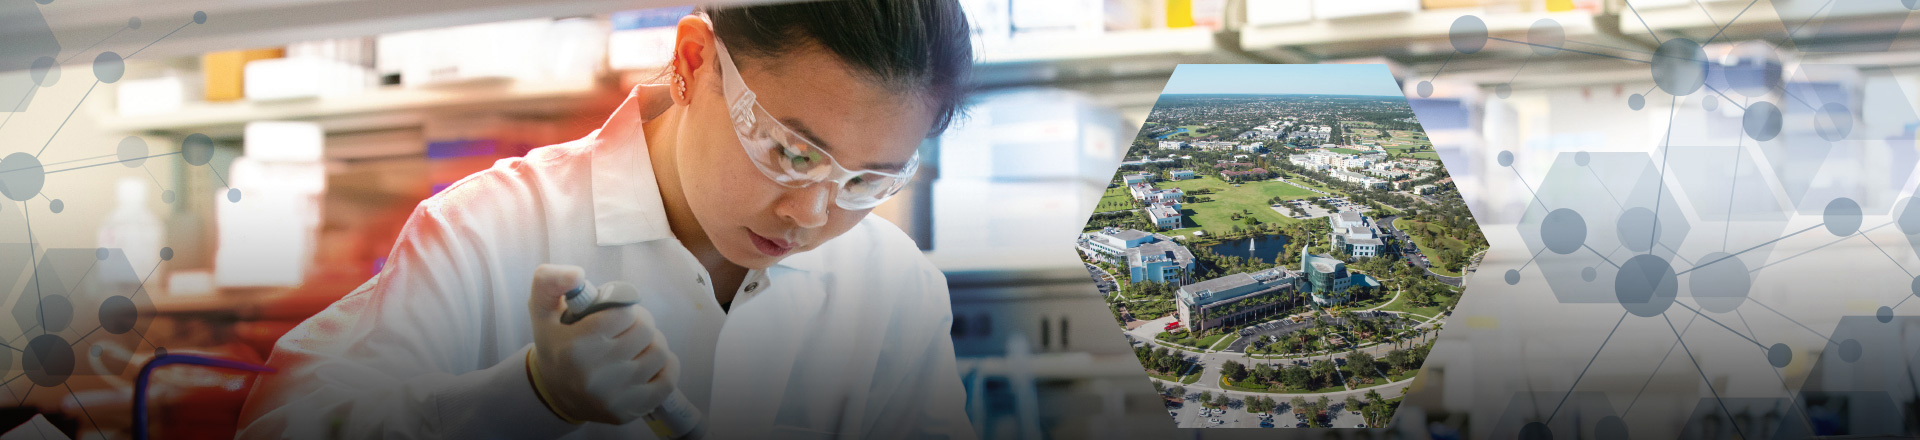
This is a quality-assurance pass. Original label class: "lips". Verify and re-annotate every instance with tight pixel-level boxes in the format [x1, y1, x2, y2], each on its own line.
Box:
[749, 231, 794, 257]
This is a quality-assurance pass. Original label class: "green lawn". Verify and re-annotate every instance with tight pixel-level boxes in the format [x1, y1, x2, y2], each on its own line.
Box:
[1393, 217, 1471, 277]
[1210, 333, 1242, 351]
[1194, 332, 1231, 350]
[1154, 176, 1324, 237]
[1326, 147, 1365, 155]
[1374, 294, 1444, 320]
[1097, 193, 1136, 212]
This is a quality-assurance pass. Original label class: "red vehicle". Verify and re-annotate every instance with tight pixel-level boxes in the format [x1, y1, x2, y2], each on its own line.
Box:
[1164, 321, 1182, 331]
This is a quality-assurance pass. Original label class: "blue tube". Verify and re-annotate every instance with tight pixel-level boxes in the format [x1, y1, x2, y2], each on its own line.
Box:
[133, 353, 275, 440]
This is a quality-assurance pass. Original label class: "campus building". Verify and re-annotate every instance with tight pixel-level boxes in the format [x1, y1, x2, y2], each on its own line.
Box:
[1170, 169, 1196, 180]
[1299, 243, 1378, 305]
[1122, 172, 1153, 185]
[1175, 267, 1302, 332]
[1077, 228, 1195, 284]
[1128, 181, 1184, 230]
[1146, 203, 1182, 230]
[1328, 211, 1385, 258]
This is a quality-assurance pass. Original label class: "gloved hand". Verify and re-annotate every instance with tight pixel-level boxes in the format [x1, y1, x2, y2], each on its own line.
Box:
[525, 264, 681, 425]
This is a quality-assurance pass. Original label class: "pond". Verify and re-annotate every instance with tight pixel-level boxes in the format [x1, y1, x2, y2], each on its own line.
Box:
[1205, 234, 1291, 264]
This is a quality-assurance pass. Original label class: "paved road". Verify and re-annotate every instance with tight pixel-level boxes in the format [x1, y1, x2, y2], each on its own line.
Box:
[1376, 215, 1466, 287]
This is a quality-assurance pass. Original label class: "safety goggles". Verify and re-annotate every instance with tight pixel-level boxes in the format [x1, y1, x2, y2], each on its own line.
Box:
[709, 28, 919, 211]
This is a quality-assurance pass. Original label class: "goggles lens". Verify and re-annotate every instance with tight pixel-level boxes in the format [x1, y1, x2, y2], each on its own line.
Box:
[714, 35, 917, 211]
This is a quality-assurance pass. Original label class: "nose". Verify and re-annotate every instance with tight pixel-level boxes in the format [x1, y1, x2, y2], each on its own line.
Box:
[773, 181, 832, 229]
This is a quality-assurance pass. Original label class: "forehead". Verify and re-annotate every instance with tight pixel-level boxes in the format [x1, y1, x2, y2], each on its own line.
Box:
[728, 44, 936, 170]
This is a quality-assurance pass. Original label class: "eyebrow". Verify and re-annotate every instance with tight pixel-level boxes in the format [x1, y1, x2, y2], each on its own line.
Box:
[780, 117, 908, 172]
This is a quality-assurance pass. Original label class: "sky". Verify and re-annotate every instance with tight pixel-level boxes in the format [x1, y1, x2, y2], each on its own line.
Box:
[1159, 64, 1404, 96]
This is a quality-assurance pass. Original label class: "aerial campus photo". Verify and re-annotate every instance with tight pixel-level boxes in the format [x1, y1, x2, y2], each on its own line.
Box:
[1078, 65, 1487, 429]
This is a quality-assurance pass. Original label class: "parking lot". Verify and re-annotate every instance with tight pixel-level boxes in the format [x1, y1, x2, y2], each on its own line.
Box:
[1165, 401, 1371, 428]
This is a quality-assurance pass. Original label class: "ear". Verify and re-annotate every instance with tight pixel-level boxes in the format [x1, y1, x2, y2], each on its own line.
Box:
[670, 15, 716, 106]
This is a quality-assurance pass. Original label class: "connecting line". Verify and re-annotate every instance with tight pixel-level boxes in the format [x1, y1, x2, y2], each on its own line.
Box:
[1508, 54, 1534, 83]
[209, 163, 230, 187]
[72, 325, 100, 346]
[7, 324, 39, 345]
[1676, 223, 1825, 276]
[1785, 0, 1837, 41]
[1511, 165, 1549, 213]
[1564, 39, 1655, 56]
[23, 204, 41, 336]
[1624, 312, 1696, 418]
[1585, 244, 1620, 268]
[127, 21, 194, 59]
[1622, 0, 1663, 43]
[1430, 52, 1455, 82]
[0, 341, 18, 353]
[61, 25, 128, 64]
[35, 81, 100, 157]
[1703, 0, 1761, 46]
[1488, 37, 1652, 63]
[42, 152, 182, 175]
[1895, 294, 1913, 310]
[1671, 301, 1768, 349]
[1735, 309, 1817, 430]
[62, 383, 106, 440]
[1664, 312, 1750, 440]
[1583, 166, 1624, 210]
[1747, 298, 1842, 347]
[142, 165, 166, 189]
[1545, 311, 1629, 424]
[1749, 222, 1891, 273]
[1657, 242, 1695, 266]
[1721, 141, 1743, 253]
[1700, 83, 1749, 111]
[1518, 246, 1548, 271]
[1648, 95, 1678, 255]
[1860, 234, 1912, 278]
[1691, 0, 1721, 29]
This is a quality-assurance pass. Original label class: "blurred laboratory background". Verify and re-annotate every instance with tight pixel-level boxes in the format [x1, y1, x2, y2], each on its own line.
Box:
[2, 0, 1917, 439]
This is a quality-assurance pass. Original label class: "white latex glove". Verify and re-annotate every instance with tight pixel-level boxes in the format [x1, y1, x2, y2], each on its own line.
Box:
[526, 264, 681, 425]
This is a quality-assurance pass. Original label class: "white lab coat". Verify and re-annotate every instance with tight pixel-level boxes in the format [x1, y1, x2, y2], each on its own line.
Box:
[236, 85, 976, 440]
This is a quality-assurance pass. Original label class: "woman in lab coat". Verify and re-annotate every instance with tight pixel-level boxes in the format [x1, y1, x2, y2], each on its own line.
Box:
[236, 2, 975, 439]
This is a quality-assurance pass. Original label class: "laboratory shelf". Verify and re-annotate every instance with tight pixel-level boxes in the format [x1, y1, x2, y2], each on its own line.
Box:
[96, 77, 615, 138]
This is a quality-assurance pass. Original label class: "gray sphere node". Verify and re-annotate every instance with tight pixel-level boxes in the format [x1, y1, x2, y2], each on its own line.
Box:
[1541, 208, 1587, 255]
[1615, 254, 1677, 318]
[1450, 15, 1489, 54]
[1824, 198, 1862, 236]
[1744, 101, 1783, 141]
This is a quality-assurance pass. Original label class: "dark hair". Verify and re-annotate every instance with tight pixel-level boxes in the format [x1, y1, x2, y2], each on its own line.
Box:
[706, 0, 972, 135]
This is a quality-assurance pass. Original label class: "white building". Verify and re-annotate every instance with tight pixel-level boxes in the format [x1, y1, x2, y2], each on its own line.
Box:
[1328, 211, 1385, 258]
[1158, 140, 1186, 150]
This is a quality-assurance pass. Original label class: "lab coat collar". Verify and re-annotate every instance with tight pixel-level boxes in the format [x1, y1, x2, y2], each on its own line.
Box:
[590, 84, 676, 246]
[587, 84, 827, 273]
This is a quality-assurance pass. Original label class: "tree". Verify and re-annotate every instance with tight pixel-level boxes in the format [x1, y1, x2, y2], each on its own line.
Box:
[1345, 395, 1364, 413]
[1170, 385, 1186, 398]
[1243, 395, 1262, 413]
[1221, 360, 1247, 382]
[1199, 391, 1214, 407]
[1213, 394, 1233, 409]
[1312, 359, 1338, 384]
[1290, 396, 1309, 414]
[1347, 351, 1377, 377]
[1252, 363, 1275, 384]
[1385, 349, 1412, 373]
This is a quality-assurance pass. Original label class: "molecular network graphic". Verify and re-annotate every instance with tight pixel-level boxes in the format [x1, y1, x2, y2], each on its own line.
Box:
[1421, 1, 1920, 439]
[0, 1, 220, 437]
